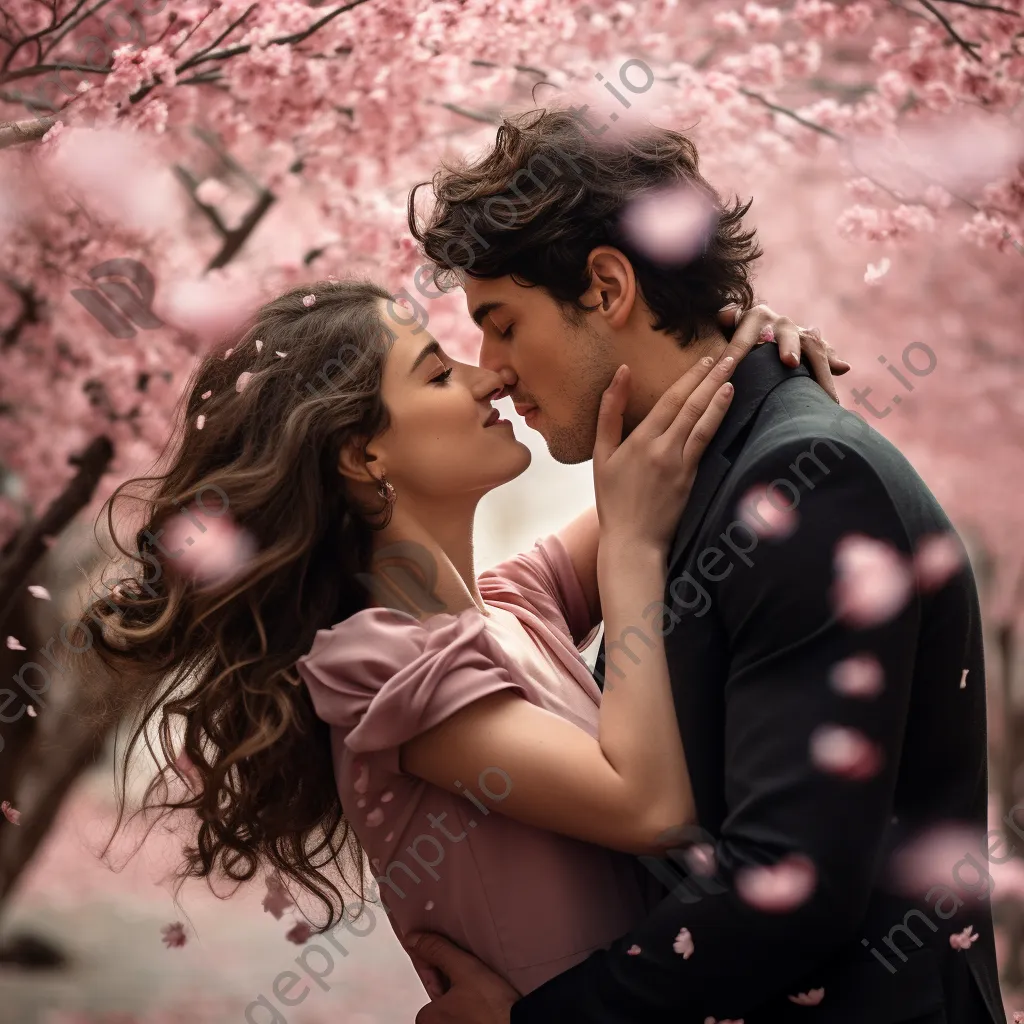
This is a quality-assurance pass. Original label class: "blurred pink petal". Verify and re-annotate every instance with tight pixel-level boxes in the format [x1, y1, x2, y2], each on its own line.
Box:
[366, 808, 385, 827]
[829, 654, 884, 698]
[5, 635, 26, 650]
[810, 725, 883, 780]
[161, 921, 187, 948]
[384, 831, 394, 842]
[672, 927, 694, 958]
[159, 277, 260, 346]
[195, 177, 230, 206]
[381, 791, 394, 803]
[683, 843, 717, 877]
[832, 535, 912, 627]
[620, 184, 718, 264]
[626, 944, 642, 955]
[735, 854, 817, 913]
[27, 705, 37, 717]
[196, 414, 206, 430]
[888, 824, 987, 899]
[914, 533, 965, 592]
[864, 258, 891, 286]
[302, 294, 317, 307]
[788, 988, 825, 1006]
[262, 871, 295, 919]
[235, 372, 253, 393]
[2, 800, 22, 825]
[286, 920, 313, 944]
[949, 925, 979, 950]
[27, 585, 51, 600]
[162, 505, 257, 586]
[276, 350, 287, 358]
[737, 485, 799, 540]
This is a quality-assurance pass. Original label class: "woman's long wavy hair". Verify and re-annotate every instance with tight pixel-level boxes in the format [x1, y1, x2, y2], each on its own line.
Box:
[84, 279, 398, 930]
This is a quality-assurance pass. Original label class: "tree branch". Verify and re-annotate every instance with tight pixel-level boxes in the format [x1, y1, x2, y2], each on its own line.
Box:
[930, 0, 1019, 14]
[738, 89, 843, 139]
[172, 164, 229, 235]
[206, 189, 275, 271]
[918, 0, 984, 61]
[0, 116, 55, 149]
[0, 435, 114, 631]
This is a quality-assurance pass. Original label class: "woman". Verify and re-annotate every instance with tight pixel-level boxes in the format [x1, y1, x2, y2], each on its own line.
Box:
[85, 279, 844, 998]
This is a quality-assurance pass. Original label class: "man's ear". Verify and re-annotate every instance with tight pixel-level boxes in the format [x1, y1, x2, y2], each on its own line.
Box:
[582, 247, 636, 328]
[337, 438, 382, 486]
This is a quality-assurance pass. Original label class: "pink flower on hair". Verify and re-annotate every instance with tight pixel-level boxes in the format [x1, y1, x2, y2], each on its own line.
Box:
[235, 371, 253, 393]
[161, 922, 186, 948]
[302, 294, 316, 308]
[2, 800, 21, 825]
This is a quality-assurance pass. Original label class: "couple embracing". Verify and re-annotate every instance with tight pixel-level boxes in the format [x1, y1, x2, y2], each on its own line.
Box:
[92, 107, 1002, 1023]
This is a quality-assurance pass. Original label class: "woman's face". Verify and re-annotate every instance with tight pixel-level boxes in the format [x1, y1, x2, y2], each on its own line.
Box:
[362, 302, 532, 508]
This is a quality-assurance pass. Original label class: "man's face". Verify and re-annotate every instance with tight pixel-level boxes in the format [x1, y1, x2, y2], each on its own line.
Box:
[464, 275, 616, 464]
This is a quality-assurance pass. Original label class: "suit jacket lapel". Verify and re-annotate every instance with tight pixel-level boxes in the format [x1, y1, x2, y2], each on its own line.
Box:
[665, 346, 812, 575]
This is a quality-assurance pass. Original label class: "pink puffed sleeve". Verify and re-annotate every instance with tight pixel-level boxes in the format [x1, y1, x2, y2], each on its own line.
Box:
[479, 534, 597, 649]
[296, 607, 529, 766]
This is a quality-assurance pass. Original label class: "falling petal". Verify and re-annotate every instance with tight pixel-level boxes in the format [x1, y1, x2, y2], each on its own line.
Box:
[381, 791, 394, 803]
[864, 258, 891, 286]
[27, 585, 51, 600]
[950, 925, 979, 950]
[788, 988, 825, 1006]
[353, 760, 370, 794]
[162, 505, 257, 586]
[737, 485, 799, 540]
[159, 277, 260, 346]
[5, 636, 26, 651]
[736, 854, 817, 913]
[384, 831, 394, 842]
[255, 339, 263, 352]
[626, 944, 642, 955]
[366, 808, 385, 827]
[620, 184, 718, 264]
[196, 414, 205, 430]
[683, 843, 717, 877]
[286, 921, 312, 944]
[914, 533, 965, 592]
[262, 870, 295, 919]
[960, 668, 969, 689]
[195, 177, 230, 206]
[810, 725, 883, 780]
[829, 654, 884, 698]
[225, 348, 234, 358]
[302, 294, 316, 307]
[356, 797, 367, 808]
[2, 800, 22, 825]
[888, 823, 985, 898]
[235, 371, 253, 393]
[201, 390, 212, 400]
[161, 922, 187, 948]
[276, 351, 287, 358]
[672, 927, 694, 958]
[832, 535, 913, 627]
[27, 705, 37, 717]
[424, 900, 435, 911]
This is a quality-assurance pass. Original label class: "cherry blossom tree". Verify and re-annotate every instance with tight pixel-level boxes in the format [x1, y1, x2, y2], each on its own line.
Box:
[0, 0, 1022, 990]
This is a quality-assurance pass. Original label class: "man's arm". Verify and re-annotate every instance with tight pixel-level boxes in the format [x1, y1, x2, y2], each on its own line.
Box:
[511, 441, 921, 1022]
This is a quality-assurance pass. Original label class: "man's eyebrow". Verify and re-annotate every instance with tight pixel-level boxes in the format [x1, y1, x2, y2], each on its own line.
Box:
[410, 339, 441, 374]
[471, 301, 504, 328]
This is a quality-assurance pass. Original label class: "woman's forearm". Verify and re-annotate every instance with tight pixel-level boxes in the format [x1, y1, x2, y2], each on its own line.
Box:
[596, 540, 695, 836]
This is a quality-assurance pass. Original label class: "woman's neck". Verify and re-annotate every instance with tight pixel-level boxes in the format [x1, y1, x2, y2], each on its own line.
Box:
[367, 502, 487, 619]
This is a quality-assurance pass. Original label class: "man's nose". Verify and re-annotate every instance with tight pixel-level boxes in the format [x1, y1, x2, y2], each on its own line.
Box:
[478, 337, 517, 389]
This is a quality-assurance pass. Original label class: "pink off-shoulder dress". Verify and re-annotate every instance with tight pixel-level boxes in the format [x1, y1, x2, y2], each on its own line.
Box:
[295, 534, 661, 995]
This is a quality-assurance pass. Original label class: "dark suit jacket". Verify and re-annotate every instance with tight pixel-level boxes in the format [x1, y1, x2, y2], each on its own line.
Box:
[511, 346, 1004, 1023]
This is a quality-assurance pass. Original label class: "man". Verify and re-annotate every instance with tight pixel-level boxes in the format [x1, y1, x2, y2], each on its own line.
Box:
[403, 109, 1002, 1023]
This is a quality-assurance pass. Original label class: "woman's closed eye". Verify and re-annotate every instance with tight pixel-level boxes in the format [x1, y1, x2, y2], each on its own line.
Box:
[429, 365, 454, 385]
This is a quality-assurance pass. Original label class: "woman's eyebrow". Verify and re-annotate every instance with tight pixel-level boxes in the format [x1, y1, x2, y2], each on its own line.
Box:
[409, 339, 442, 374]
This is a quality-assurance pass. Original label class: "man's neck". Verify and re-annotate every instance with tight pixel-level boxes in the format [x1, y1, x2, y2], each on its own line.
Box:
[621, 325, 730, 434]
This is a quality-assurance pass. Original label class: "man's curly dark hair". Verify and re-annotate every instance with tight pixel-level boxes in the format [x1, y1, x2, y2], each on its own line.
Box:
[409, 107, 763, 346]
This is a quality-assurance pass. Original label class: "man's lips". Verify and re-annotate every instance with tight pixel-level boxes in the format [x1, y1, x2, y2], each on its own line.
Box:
[513, 403, 537, 419]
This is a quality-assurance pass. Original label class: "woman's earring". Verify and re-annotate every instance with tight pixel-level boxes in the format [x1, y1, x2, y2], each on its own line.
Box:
[369, 474, 396, 530]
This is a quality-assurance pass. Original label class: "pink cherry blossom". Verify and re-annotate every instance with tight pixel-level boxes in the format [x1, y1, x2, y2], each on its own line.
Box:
[831, 535, 913, 628]
[2, 800, 22, 825]
[286, 921, 313, 944]
[810, 725, 883, 780]
[262, 870, 295, 919]
[160, 505, 256, 586]
[161, 921, 187, 948]
[737, 484, 799, 540]
[950, 925, 980, 950]
[302, 294, 317, 307]
[735, 854, 817, 913]
[788, 987, 825, 1006]
[829, 654, 884, 699]
[619, 184, 718, 265]
[672, 927, 694, 958]
[913, 533, 965, 592]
